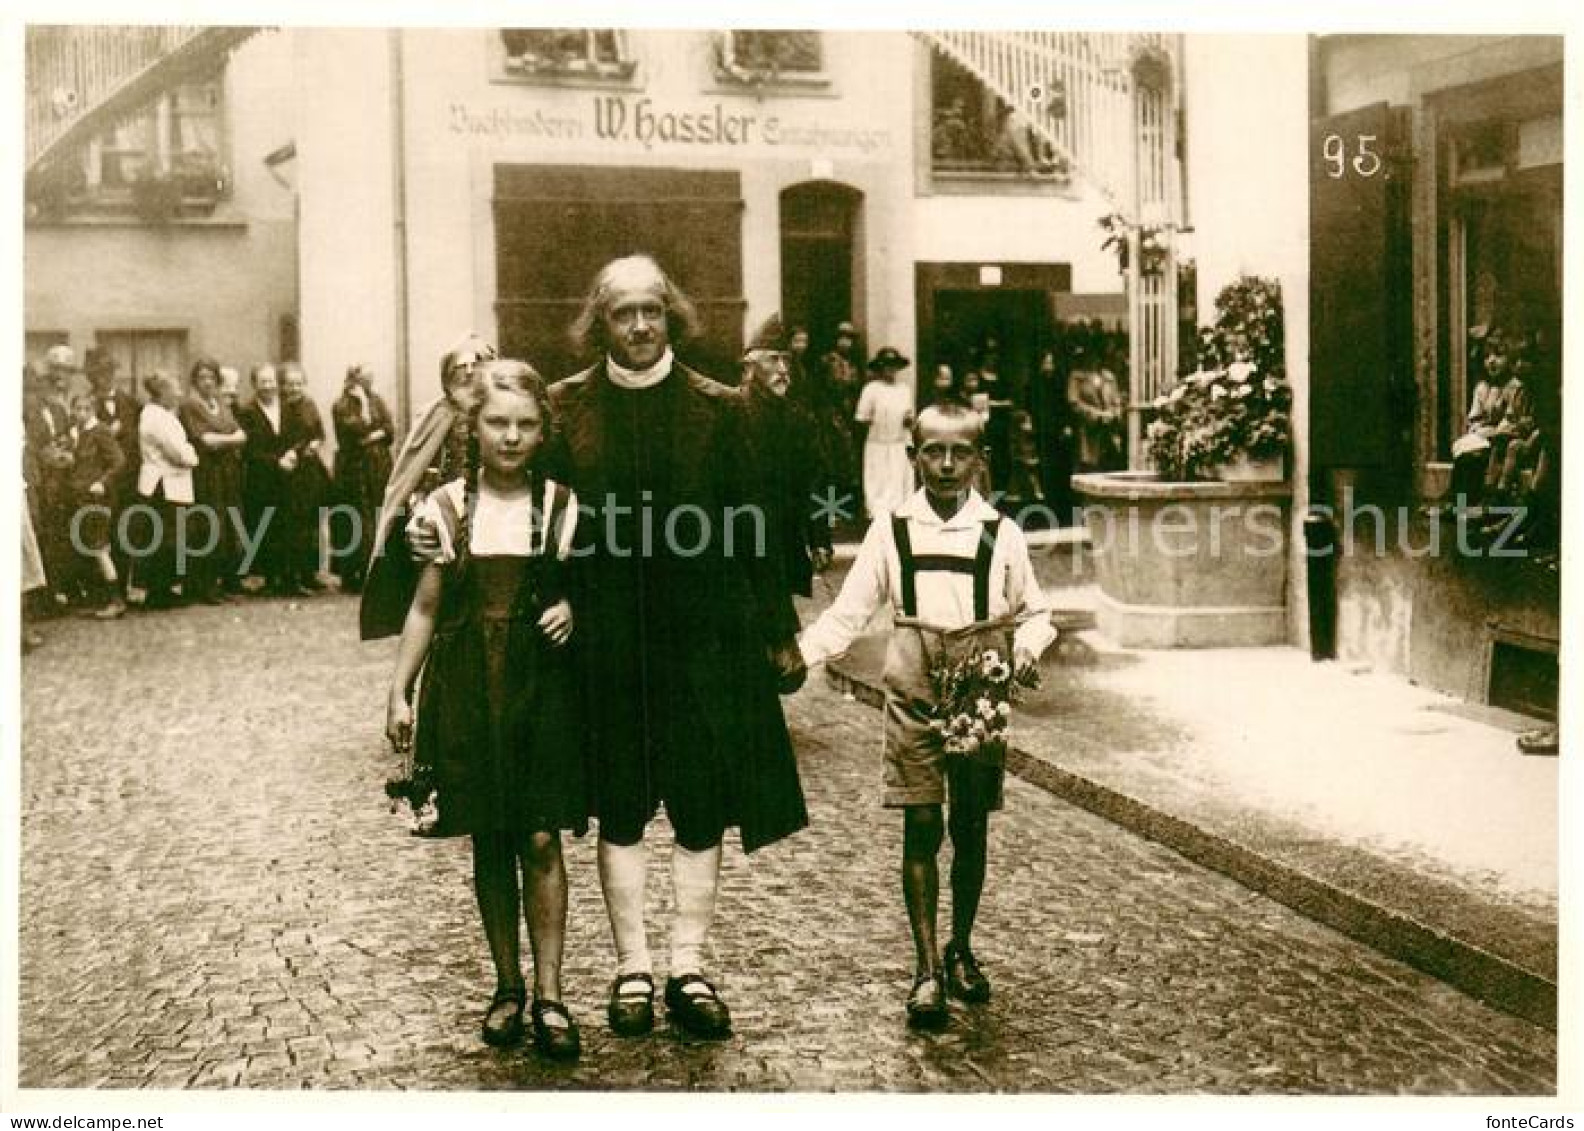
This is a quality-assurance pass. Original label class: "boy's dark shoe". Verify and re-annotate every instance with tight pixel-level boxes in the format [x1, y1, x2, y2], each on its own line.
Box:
[906, 970, 949, 1030]
[944, 940, 990, 1003]
[664, 974, 732, 1039]
[606, 972, 655, 1037]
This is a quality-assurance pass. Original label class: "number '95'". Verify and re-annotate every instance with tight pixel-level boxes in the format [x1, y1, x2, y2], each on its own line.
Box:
[1322, 133, 1382, 179]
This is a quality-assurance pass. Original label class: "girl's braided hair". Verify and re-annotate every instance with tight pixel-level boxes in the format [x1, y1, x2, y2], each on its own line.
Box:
[455, 358, 553, 573]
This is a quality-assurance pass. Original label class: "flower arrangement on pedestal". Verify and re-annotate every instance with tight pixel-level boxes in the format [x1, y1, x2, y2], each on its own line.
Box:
[1145, 275, 1291, 482]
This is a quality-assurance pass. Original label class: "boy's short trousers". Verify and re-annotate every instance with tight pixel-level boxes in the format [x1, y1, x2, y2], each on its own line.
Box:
[882, 690, 1005, 811]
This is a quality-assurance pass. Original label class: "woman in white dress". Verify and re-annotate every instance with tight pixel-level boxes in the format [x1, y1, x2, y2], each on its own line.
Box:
[856, 347, 916, 518]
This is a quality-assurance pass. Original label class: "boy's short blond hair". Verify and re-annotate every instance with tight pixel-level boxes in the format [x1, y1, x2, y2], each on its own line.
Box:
[911, 401, 984, 447]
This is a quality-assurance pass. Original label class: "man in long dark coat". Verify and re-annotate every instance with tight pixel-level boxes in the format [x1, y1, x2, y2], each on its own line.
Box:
[738, 313, 833, 602]
[544, 255, 808, 1041]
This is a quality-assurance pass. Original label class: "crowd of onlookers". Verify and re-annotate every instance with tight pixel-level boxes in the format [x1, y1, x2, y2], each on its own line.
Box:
[21, 344, 394, 651]
[21, 318, 1136, 652]
[782, 317, 1130, 529]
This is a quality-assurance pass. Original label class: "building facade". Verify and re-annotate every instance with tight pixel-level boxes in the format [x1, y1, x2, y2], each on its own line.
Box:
[291, 28, 1126, 429]
[24, 30, 299, 389]
[24, 28, 1135, 453]
[1309, 34, 1562, 714]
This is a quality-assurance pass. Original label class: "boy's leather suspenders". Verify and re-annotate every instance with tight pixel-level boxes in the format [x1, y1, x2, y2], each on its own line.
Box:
[891, 514, 1001, 622]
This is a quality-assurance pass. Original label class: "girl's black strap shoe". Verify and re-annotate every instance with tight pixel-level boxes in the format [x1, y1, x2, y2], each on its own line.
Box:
[482, 984, 527, 1047]
[531, 999, 582, 1061]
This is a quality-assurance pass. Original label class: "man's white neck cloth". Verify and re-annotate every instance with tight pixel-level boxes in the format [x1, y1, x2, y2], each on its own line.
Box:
[606, 347, 675, 390]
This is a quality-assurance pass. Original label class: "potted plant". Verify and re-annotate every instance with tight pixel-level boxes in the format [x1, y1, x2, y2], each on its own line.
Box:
[171, 149, 230, 206]
[1071, 275, 1294, 648]
[1098, 211, 1170, 277]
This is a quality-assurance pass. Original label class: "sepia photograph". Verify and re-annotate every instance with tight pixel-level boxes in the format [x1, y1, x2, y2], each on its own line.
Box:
[5, 4, 1577, 1118]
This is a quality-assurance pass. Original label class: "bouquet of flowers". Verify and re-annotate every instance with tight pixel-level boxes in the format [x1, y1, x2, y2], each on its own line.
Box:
[920, 622, 1041, 764]
[385, 757, 440, 836]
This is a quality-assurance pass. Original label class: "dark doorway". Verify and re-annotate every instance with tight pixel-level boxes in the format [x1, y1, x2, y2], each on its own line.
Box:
[780, 181, 861, 349]
[914, 262, 1068, 397]
[916, 262, 1069, 518]
[930, 289, 1047, 397]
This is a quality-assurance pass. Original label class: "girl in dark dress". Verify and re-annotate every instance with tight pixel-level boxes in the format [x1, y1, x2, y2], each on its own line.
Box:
[384, 359, 587, 1061]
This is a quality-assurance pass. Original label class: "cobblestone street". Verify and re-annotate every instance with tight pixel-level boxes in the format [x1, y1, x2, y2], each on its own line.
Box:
[16, 594, 1557, 1094]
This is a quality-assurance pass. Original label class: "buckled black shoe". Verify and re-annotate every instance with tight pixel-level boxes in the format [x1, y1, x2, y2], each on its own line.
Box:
[481, 984, 527, 1047]
[530, 999, 582, 1061]
[664, 974, 733, 1040]
[944, 940, 991, 1004]
[906, 969, 949, 1030]
[607, 972, 655, 1037]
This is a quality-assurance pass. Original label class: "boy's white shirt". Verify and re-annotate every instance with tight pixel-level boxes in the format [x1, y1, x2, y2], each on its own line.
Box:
[799, 488, 1056, 666]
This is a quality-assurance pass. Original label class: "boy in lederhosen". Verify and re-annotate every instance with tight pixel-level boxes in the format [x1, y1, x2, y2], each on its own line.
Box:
[800, 401, 1055, 1029]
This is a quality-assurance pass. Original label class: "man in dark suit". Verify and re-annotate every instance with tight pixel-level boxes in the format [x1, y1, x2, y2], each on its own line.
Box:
[85, 348, 141, 596]
[545, 256, 808, 1042]
[85, 349, 141, 468]
[738, 313, 833, 602]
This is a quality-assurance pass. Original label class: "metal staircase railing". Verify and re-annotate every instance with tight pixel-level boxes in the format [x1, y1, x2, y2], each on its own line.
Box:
[26, 25, 262, 177]
[920, 31, 1142, 215]
[914, 30, 1186, 466]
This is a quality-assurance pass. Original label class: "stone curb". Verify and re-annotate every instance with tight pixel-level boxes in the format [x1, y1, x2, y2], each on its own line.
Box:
[823, 656, 1557, 1032]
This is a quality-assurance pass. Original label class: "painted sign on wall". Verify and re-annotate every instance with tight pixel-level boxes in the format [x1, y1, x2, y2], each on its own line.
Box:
[448, 95, 892, 155]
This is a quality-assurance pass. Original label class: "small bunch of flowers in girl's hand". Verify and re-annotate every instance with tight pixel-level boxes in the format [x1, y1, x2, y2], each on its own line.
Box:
[384, 696, 440, 835]
[385, 765, 441, 836]
[927, 646, 1040, 761]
